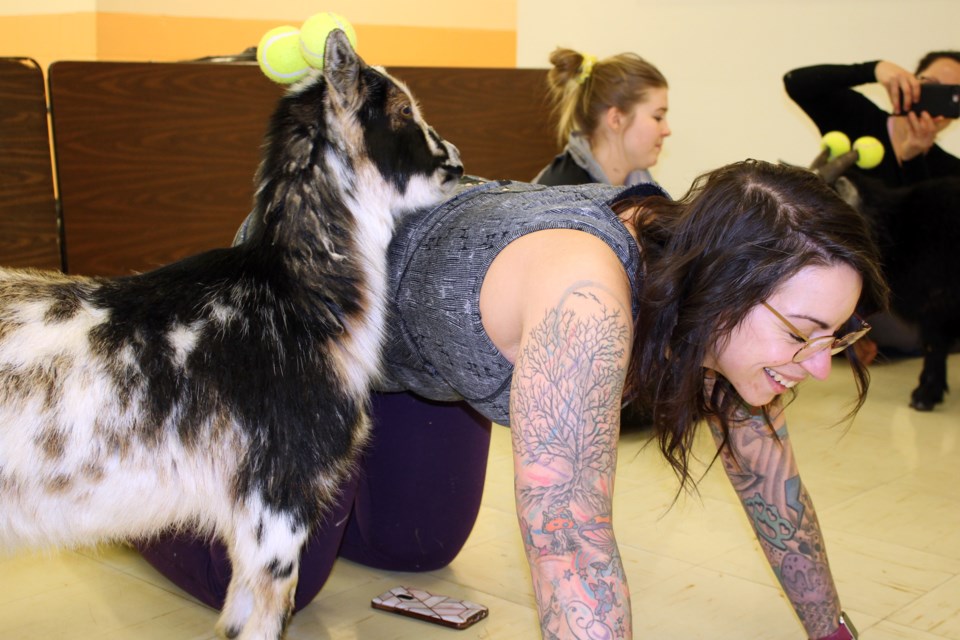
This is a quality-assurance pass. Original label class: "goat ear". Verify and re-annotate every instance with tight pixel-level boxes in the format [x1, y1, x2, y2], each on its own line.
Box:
[324, 29, 361, 101]
[814, 150, 859, 185]
[834, 176, 861, 207]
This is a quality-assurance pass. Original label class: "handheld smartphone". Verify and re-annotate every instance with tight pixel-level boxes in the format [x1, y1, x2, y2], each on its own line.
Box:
[371, 586, 489, 630]
[910, 83, 960, 118]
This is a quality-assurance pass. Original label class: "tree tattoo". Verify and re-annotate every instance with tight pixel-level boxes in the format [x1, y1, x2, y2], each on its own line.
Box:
[511, 288, 631, 638]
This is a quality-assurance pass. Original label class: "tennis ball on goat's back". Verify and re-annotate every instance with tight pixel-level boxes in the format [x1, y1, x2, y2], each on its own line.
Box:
[821, 131, 851, 159]
[300, 12, 358, 67]
[853, 136, 885, 169]
[257, 25, 310, 84]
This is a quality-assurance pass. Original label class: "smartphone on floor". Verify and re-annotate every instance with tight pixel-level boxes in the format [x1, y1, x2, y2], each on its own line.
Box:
[371, 586, 489, 630]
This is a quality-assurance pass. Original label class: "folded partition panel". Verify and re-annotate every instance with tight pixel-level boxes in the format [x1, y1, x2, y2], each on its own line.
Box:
[0, 57, 60, 271]
[48, 61, 552, 277]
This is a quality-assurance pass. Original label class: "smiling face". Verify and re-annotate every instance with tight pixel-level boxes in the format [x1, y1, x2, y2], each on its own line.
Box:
[702, 263, 863, 407]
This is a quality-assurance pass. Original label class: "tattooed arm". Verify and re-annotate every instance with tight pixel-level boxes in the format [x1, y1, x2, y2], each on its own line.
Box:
[511, 280, 632, 639]
[481, 229, 636, 639]
[706, 396, 843, 639]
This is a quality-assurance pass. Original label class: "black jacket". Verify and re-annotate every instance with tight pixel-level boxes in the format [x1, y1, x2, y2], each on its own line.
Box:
[784, 61, 960, 187]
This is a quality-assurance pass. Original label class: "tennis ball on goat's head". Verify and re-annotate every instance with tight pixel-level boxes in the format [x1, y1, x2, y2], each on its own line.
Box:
[299, 12, 357, 67]
[853, 136, 885, 169]
[821, 131, 851, 159]
[257, 25, 310, 84]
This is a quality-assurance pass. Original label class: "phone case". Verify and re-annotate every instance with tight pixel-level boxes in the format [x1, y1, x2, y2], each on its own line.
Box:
[371, 586, 489, 629]
[911, 84, 960, 118]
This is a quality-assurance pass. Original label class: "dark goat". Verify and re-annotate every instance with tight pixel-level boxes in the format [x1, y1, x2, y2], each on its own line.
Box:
[817, 153, 960, 410]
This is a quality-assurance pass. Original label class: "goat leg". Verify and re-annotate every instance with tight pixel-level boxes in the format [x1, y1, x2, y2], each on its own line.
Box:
[909, 324, 950, 411]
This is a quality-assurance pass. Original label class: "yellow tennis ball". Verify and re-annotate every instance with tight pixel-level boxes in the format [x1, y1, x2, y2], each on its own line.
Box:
[853, 136, 885, 169]
[257, 25, 310, 84]
[821, 131, 851, 159]
[299, 12, 357, 67]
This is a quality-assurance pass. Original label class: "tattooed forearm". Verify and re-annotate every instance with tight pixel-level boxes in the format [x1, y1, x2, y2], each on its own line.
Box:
[708, 408, 841, 638]
[778, 486, 839, 635]
[511, 284, 632, 639]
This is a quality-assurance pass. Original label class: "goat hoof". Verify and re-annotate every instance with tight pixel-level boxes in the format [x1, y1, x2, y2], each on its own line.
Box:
[909, 387, 943, 412]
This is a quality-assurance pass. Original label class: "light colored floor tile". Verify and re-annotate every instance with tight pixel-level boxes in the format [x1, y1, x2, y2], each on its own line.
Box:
[617, 492, 757, 564]
[807, 530, 959, 619]
[888, 573, 960, 639]
[430, 533, 534, 608]
[1, 353, 958, 638]
[823, 476, 960, 559]
[291, 569, 539, 639]
[863, 619, 952, 640]
[0, 550, 216, 640]
[633, 565, 798, 640]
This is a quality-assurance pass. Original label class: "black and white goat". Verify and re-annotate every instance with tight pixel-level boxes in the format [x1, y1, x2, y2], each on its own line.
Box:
[0, 30, 462, 639]
[816, 152, 960, 411]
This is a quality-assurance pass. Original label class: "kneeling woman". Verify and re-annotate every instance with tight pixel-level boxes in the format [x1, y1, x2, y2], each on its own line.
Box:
[141, 160, 884, 640]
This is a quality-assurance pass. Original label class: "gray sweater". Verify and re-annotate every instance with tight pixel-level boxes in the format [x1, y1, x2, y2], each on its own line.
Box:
[378, 178, 664, 425]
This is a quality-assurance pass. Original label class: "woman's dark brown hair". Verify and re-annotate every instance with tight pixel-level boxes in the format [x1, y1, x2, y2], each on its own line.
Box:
[615, 160, 889, 488]
[915, 50, 960, 75]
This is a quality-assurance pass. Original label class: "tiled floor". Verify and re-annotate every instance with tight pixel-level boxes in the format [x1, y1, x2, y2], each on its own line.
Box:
[2, 354, 958, 639]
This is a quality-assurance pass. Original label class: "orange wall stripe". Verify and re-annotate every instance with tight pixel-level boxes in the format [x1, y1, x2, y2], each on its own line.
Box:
[95, 13, 516, 67]
[356, 25, 515, 68]
[96, 14, 275, 61]
[0, 14, 97, 71]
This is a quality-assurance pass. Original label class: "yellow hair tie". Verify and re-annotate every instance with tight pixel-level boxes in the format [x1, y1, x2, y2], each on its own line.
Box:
[577, 54, 597, 84]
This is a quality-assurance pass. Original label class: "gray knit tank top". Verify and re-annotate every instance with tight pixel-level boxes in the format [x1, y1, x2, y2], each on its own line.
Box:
[379, 178, 666, 426]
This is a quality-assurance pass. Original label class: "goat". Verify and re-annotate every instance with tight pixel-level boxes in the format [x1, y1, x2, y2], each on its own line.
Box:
[816, 152, 960, 411]
[0, 29, 463, 639]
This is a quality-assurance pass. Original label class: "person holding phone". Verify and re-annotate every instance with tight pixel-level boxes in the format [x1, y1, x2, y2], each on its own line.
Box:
[784, 52, 960, 360]
[784, 52, 960, 187]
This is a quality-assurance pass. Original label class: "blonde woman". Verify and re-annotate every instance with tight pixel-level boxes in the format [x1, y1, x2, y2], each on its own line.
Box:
[534, 48, 671, 188]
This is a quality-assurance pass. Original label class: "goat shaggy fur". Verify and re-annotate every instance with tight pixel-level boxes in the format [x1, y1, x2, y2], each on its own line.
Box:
[0, 30, 462, 639]
[834, 171, 960, 410]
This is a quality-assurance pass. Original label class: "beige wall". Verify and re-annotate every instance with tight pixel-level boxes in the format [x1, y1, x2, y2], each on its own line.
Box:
[1, 0, 957, 195]
[518, 0, 960, 195]
[0, 0, 95, 13]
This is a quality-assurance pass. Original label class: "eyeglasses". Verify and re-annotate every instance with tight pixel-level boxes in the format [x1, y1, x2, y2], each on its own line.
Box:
[762, 302, 871, 363]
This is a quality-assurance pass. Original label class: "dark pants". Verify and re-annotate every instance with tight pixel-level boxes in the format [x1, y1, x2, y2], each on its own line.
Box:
[136, 392, 493, 612]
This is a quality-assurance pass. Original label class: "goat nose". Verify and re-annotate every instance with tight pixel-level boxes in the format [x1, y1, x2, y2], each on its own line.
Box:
[446, 141, 462, 165]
